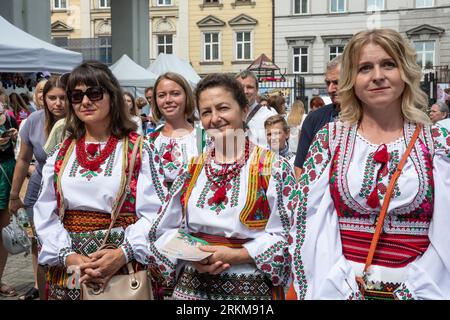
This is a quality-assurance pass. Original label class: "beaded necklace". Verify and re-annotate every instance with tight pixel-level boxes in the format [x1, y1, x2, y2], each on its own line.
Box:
[76, 135, 118, 171]
[204, 138, 250, 205]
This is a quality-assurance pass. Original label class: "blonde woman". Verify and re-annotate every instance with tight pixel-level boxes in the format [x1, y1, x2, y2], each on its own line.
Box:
[33, 79, 48, 110]
[287, 100, 307, 153]
[290, 28, 450, 300]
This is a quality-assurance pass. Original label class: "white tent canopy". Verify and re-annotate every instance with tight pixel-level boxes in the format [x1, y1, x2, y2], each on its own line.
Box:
[110, 54, 157, 88]
[0, 15, 82, 73]
[147, 54, 201, 86]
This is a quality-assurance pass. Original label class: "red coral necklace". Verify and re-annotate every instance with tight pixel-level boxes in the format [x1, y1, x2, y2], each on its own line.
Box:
[205, 139, 250, 204]
[76, 135, 118, 171]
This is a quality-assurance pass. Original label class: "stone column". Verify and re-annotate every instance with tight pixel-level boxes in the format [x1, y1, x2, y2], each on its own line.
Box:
[111, 0, 149, 67]
[0, 0, 51, 42]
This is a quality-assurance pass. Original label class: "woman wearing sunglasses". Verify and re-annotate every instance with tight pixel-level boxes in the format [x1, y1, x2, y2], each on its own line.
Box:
[33, 61, 166, 300]
[148, 72, 204, 190]
[8, 76, 66, 300]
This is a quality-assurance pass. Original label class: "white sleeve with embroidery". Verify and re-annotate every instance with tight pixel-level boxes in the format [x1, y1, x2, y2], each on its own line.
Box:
[147, 170, 187, 286]
[289, 124, 361, 300]
[34, 146, 74, 267]
[123, 139, 166, 265]
[393, 126, 450, 300]
[242, 157, 296, 287]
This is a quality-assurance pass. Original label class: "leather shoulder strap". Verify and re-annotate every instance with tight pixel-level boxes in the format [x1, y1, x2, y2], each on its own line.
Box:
[363, 124, 422, 273]
[246, 104, 262, 124]
[100, 135, 142, 247]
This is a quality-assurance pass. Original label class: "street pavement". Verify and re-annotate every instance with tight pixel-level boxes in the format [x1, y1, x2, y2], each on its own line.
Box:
[0, 252, 34, 300]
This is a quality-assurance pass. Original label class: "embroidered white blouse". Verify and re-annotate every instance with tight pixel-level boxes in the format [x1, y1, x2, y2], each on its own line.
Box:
[34, 138, 166, 267]
[152, 129, 201, 183]
[148, 145, 297, 287]
[290, 121, 450, 300]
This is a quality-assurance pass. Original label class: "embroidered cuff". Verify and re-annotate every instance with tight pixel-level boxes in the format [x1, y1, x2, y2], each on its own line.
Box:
[251, 240, 290, 287]
[394, 283, 416, 300]
[146, 243, 177, 286]
[59, 247, 76, 267]
[120, 238, 135, 264]
[347, 291, 365, 300]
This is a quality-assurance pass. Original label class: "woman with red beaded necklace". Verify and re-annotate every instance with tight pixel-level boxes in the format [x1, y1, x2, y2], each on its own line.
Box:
[148, 73, 297, 300]
[33, 61, 166, 300]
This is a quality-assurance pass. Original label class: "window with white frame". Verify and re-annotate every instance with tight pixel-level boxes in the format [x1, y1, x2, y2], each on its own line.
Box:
[204, 32, 220, 61]
[54, 0, 68, 9]
[99, 0, 110, 8]
[204, 0, 219, 4]
[99, 36, 112, 65]
[329, 45, 344, 61]
[293, 47, 308, 73]
[157, 0, 172, 5]
[157, 34, 173, 55]
[416, 0, 433, 8]
[293, 0, 308, 14]
[367, 0, 384, 11]
[330, 0, 346, 13]
[414, 41, 435, 69]
[236, 31, 252, 60]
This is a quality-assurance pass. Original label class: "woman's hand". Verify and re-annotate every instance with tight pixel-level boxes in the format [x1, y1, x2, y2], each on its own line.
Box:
[9, 128, 18, 141]
[79, 248, 126, 288]
[191, 246, 253, 275]
[8, 197, 24, 215]
[66, 253, 93, 268]
[0, 136, 11, 146]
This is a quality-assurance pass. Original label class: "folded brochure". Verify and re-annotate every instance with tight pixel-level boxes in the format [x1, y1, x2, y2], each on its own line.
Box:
[160, 231, 213, 261]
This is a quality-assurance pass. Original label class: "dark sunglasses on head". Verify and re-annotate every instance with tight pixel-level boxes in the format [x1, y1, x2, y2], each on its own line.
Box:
[69, 86, 104, 104]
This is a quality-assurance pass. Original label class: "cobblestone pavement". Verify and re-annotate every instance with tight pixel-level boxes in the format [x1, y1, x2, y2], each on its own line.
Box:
[0, 252, 34, 300]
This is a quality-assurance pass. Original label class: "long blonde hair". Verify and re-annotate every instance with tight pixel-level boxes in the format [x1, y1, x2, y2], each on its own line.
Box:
[287, 100, 305, 127]
[339, 28, 430, 125]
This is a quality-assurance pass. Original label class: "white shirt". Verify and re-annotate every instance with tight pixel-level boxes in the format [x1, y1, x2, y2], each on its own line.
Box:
[437, 118, 450, 131]
[246, 101, 277, 149]
[290, 121, 450, 300]
[34, 138, 166, 266]
[151, 145, 297, 287]
[153, 129, 202, 183]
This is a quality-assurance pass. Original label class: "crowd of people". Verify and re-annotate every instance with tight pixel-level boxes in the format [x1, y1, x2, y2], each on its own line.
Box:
[0, 28, 449, 300]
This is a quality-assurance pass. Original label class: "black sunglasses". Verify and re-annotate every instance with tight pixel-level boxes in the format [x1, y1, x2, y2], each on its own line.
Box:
[69, 86, 104, 104]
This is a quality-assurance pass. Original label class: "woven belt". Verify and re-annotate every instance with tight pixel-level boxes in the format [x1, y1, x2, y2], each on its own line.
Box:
[191, 232, 251, 248]
[63, 210, 137, 233]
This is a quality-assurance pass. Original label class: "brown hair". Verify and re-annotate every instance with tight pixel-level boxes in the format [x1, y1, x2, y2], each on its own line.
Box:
[268, 95, 286, 114]
[9, 92, 30, 114]
[42, 76, 66, 137]
[123, 91, 138, 116]
[152, 72, 195, 123]
[310, 96, 325, 111]
[264, 114, 290, 133]
[65, 60, 136, 140]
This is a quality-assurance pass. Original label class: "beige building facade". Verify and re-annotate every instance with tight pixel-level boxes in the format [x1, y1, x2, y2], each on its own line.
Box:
[188, 0, 274, 76]
[50, 0, 190, 65]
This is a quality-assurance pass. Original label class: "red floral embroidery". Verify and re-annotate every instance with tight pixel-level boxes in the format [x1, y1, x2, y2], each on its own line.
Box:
[162, 151, 173, 162]
[212, 184, 227, 204]
[314, 154, 323, 164]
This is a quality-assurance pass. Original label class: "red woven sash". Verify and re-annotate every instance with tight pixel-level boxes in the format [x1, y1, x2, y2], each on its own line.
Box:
[191, 232, 251, 248]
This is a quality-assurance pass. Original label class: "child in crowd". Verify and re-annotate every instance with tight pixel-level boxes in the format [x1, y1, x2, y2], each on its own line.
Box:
[264, 114, 295, 168]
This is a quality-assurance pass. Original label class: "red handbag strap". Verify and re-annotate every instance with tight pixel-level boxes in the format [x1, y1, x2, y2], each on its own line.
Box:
[363, 124, 422, 273]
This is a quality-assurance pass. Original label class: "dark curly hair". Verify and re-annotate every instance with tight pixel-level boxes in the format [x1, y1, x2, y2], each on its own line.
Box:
[195, 73, 248, 111]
